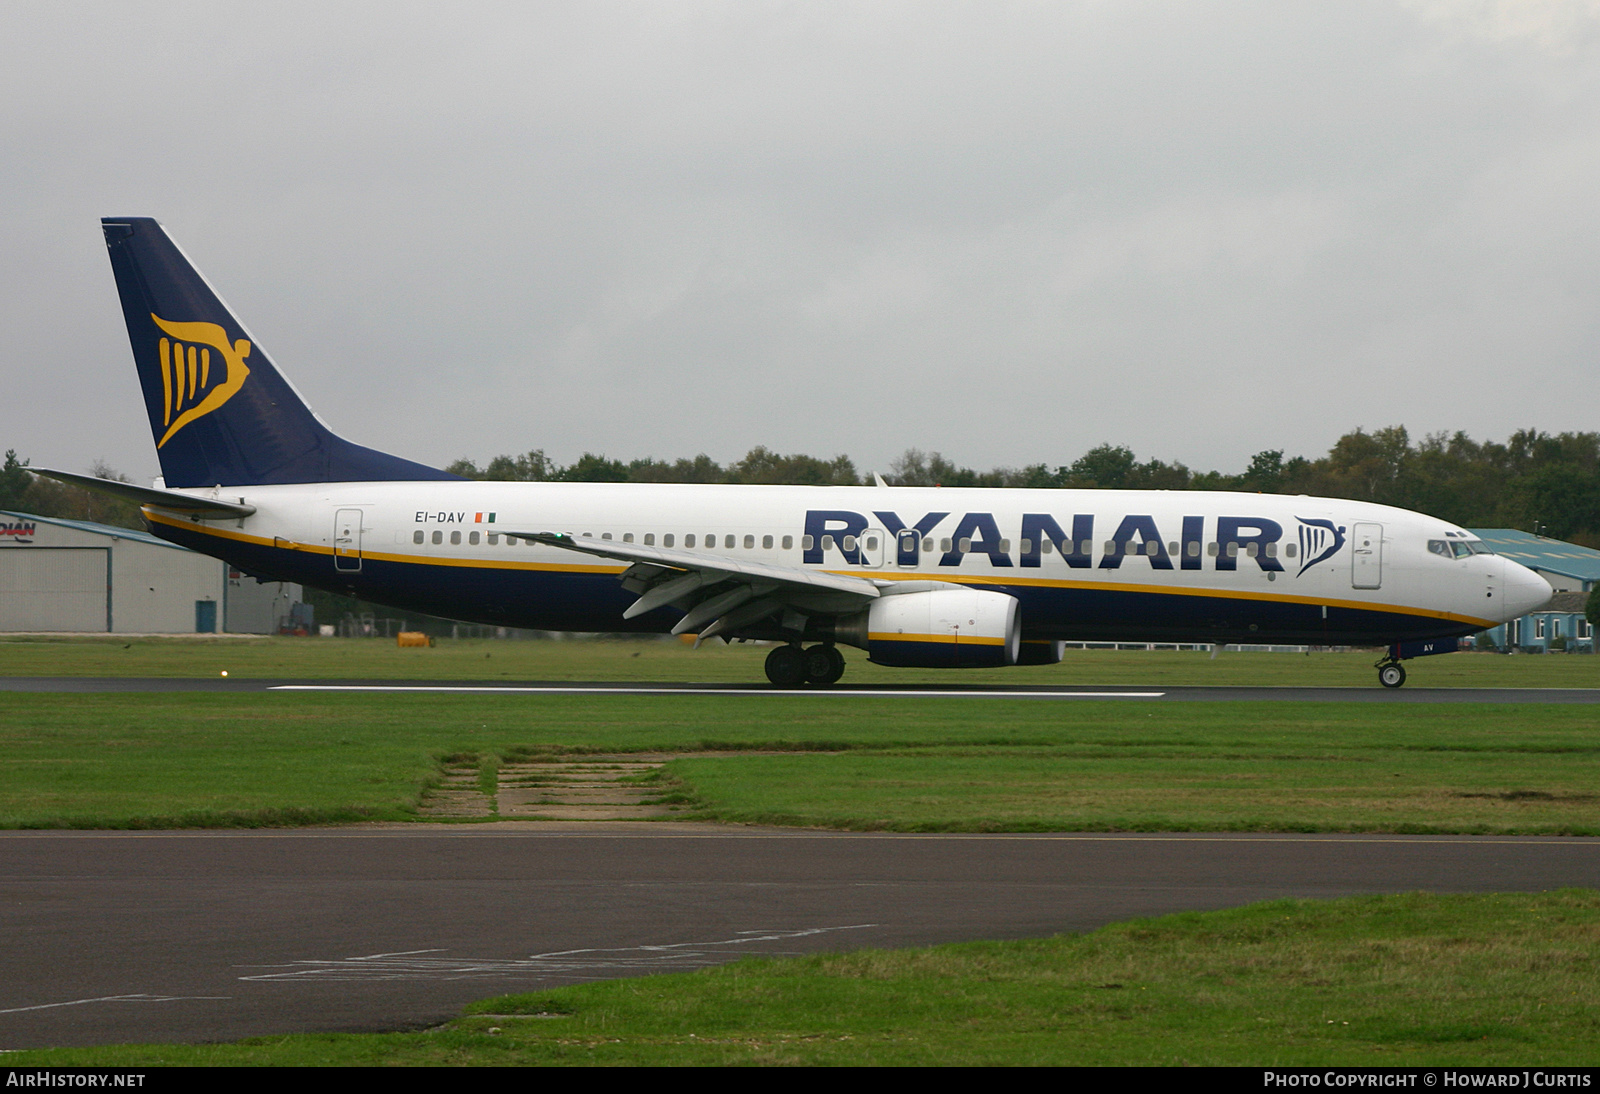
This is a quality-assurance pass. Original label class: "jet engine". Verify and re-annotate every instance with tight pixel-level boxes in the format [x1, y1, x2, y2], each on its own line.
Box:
[834, 587, 1021, 668]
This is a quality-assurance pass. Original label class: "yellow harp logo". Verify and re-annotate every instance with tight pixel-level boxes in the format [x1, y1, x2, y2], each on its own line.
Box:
[151, 314, 252, 448]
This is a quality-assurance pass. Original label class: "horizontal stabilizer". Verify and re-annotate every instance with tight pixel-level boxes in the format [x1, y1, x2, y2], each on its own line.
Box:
[31, 468, 257, 518]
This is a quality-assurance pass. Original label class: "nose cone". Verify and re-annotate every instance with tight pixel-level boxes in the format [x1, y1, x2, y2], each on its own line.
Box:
[1499, 558, 1553, 621]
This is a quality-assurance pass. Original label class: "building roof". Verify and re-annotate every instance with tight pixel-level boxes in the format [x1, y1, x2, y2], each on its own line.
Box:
[1543, 591, 1590, 614]
[0, 509, 186, 551]
[1469, 528, 1600, 585]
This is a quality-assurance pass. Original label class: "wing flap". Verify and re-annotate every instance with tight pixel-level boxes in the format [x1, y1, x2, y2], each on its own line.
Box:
[512, 531, 880, 638]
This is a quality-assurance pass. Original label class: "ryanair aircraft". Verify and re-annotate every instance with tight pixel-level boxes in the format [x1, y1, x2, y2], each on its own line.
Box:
[44, 218, 1552, 687]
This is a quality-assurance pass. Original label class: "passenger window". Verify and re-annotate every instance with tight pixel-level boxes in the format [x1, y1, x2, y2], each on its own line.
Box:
[801, 535, 813, 550]
[923, 538, 935, 552]
[685, 534, 696, 548]
[1264, 543, 1276, 558]
[1227, 543, 1240, 558]
[469, 531, 480, 545]
[998, 539, 1010, 554]
[1103, 540, 1116, 555]
[782, 535, 793, 550]
[842, 535, 857, 552]
[663, 534, 675, 547]
[821, 535, 835, 550]
[1208, 542, 1219, 557]
[744, 535, 755, 549]
[623, 533, 634, 543]
[1079, 540, 1092, 555]
[724, 535, 735, 549]
[488, 534, 499, 545]
[431, 531, 443, 545]
[1144, 541, 1158, 556]
[1283, 543, 1295, 558]
[644, 533, 654, 546]
[1246, 543, 1259, 558]
[958, 538, 972, 553]
[602, 532, 612, 540]
[1187, 541, 1200, 558]
[1167, 542, 1178, 555]
[1036, 539, 1048, 554]
[865, 535, 878, 551]
[413, 530, 424, 544]
[450, 531, 461, 545]
[940, 538, 951, 553]
[763, 535, 773, 549]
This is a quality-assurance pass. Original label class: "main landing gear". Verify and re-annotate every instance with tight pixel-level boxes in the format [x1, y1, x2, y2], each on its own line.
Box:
[765, 643, 846, 687]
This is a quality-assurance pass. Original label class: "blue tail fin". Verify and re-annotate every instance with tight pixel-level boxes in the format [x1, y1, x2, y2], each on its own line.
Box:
[101, 217, 457, 488]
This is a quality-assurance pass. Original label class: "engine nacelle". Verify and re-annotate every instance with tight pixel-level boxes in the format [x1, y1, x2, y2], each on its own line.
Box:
[1016, 639, 1066, 666]
[835, 587, 1021, 668]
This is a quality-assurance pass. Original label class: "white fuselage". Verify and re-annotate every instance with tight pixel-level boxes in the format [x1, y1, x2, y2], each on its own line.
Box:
[143, 481, 1552, 645]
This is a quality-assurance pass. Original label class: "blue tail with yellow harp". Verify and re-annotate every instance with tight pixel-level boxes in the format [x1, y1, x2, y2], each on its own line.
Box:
[101, 217, 456, 488]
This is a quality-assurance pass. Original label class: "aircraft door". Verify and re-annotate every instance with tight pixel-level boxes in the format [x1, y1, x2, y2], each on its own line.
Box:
[858, 527, 886, 568]
[334, 508, 364, 573]
[1351, 522, 1382, 589]
[896, 528, 921, 568]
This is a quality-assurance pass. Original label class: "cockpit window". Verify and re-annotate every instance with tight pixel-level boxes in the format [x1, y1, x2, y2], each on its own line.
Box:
[1431, 538, 1494, 559]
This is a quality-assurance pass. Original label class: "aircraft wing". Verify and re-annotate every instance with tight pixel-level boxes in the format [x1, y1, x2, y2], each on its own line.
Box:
[512, 531, 881, 641]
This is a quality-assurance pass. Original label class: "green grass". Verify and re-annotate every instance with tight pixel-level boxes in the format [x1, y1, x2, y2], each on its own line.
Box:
[4, 638, 1596, 1065]
[1, 633, 1598, 688]
[10, 891, 1600, 1066]
[2, 692, 1597, 833]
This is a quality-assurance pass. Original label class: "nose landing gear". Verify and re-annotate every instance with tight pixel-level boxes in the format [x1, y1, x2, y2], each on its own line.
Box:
[1376, 658, 1407, 689]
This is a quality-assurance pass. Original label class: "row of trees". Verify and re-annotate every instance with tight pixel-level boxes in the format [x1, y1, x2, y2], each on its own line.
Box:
[447, 428, 1600, 545]
[444, 446, 863, 487]
[0, 451, 142, 529]
[8, 426, 1600, 545]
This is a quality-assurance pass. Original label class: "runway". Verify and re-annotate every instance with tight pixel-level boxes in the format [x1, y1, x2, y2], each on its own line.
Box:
[1, 825, 1597, 1050]
[4, 676, 1600, 702]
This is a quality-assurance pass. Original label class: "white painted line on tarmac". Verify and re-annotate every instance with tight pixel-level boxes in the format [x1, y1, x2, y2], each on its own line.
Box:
[0, 993, 230, 1015]
[269, 685, 1165, 698]
[238, 926, 878, 982]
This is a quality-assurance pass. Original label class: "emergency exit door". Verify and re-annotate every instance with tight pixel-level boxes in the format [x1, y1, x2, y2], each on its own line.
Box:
[334, 509, 364, 572]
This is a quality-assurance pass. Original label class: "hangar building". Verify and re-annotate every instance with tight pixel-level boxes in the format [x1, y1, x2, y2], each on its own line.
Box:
[0, 510, 300, 634]
[1469, 529, 1598, 652]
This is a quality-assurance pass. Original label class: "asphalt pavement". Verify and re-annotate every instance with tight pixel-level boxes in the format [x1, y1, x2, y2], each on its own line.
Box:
[2, 826, 1597, 1049]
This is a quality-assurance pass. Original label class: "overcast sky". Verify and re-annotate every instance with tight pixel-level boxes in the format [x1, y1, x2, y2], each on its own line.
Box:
[5, 1, 1599, 484]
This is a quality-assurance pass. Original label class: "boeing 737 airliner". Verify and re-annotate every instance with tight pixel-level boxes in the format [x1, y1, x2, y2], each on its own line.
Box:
[41, 218, 1553, 687]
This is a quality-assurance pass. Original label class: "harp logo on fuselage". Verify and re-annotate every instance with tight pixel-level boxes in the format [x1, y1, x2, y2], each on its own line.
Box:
[150, 314, 252, 448]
